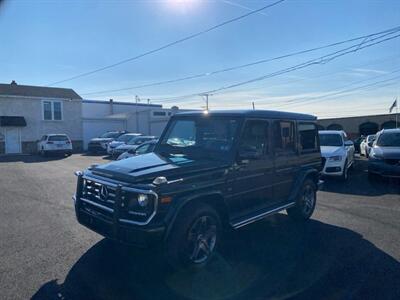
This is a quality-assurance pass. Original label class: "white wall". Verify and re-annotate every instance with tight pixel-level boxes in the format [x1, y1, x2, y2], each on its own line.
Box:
[82, 100, 162, 118]
[82, 119, 126, 149]
[0, 96, 82, 141]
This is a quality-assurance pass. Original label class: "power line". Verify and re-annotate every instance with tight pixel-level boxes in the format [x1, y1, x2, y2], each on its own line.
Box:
[151, 29, 400, 103]
[46, 0, 286, 87]
[176, 68, 400, 110]
[81, 26, 400, 96]
[273, 74, 400, 109]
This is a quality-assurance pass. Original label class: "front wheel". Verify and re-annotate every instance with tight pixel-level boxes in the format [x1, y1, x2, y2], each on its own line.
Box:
[340, 160, 349, 181]
[166, 202, 221, 269]
[287, 179, 316, 221]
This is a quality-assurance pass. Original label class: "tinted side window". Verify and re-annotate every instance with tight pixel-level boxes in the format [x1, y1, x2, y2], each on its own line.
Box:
[299, 122, 318, 152]
[273, 121, 295, 153]
[239, 120, 269, 157]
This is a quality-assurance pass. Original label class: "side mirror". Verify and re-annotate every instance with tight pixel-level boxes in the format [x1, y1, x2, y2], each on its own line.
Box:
[344, 140, 353, 147]
[368, 141, 374, 147]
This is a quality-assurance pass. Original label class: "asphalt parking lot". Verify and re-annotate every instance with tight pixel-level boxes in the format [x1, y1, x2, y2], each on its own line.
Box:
[0, 154, 399, 300]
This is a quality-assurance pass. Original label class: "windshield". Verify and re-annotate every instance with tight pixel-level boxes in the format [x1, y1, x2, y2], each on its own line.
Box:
[48, 135, 69, 141]
[100, 132, 120, 138]
[319, 134, 343, 147]
[376, 132, 400, 147]
[158, 117, 239, 157]
[116, 134, 136, 142]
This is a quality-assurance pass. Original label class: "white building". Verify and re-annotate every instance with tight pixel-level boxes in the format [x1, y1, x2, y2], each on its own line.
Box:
[0, 81, 83, 154]
[82, 99, 183, 149]
[0, 81, 193, 153]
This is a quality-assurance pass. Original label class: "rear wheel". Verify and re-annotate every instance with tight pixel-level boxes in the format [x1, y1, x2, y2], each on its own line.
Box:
[166, 202, 221, 269]
[287, 179, 316, 221]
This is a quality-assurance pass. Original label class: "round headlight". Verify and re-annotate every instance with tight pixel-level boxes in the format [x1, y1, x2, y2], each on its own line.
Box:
[137, 194, 149, 207]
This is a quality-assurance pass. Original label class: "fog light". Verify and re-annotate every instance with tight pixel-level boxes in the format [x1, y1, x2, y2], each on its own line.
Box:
[137, 194, 149, 207]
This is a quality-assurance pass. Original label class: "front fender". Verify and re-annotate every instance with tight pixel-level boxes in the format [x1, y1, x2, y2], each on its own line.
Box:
[163, 190, 225, 241]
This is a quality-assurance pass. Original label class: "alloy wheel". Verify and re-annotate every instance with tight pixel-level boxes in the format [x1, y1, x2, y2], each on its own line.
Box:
[186, 215, 217, 264]
[302, 185, 315, 216]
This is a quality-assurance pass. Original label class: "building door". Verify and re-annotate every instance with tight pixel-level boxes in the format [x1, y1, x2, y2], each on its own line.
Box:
[5, 128, 21, 154]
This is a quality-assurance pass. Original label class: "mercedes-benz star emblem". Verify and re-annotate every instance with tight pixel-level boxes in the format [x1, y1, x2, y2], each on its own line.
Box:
[99, 185, 109, 201]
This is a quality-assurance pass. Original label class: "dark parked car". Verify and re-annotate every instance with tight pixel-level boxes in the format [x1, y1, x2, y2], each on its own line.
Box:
[368, 128, 400, 179]
[73, 110, 322, 268]
[87, 131, 128, 154]
[353, 136, 365, 153]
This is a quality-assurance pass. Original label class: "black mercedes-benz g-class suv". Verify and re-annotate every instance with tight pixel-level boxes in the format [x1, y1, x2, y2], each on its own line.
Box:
[74, 110, 322, 267]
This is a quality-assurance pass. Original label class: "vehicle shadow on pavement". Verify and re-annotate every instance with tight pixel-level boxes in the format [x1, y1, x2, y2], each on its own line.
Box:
[32, 215, 400, 300]
[321, 159, 400, 197]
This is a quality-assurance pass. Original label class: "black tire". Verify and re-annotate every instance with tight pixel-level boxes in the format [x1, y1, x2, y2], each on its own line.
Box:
[340, 160, 349, 181]
[40, 149, 46, 157]
[287, 179, 317, 221]
[166, 202, 221, 269]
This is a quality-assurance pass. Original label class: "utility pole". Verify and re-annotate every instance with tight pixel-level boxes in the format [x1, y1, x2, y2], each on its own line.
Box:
[252, 101, 255, 110]
[200, 93, 210, 111]
[135, 95, 140, 132]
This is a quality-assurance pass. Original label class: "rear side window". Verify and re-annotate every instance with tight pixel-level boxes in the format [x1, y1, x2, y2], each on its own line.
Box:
[273, 121, 295, 153]
[299, 122, 318, 152]
[239, 120, 269, 156]
[48, 135, 69, 141]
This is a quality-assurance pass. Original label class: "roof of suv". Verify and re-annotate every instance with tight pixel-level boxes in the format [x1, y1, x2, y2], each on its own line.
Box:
[175, 110, 316, 121]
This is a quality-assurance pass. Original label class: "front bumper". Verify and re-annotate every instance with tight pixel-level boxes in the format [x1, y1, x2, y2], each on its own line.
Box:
[368, 161, 400, 178]
[88, 144, 107, 153]
[321, 159, 345, 177]
[75, 202, 165, 247]
[73, 175, 164, 247]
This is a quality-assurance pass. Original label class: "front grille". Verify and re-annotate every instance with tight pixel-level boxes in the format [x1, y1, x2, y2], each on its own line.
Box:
[385, 159, 400, 166]
[82, 179, 116, 209]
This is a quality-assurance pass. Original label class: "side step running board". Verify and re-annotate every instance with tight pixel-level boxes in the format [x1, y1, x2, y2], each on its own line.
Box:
[231, 202, 296, 229]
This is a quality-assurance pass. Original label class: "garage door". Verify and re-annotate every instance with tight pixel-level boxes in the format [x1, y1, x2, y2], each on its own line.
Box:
[83, 119, 126, 150]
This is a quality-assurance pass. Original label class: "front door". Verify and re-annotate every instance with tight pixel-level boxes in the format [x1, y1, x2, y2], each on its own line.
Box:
[231, 119, 273, 217]
[5, 128, 21, 154]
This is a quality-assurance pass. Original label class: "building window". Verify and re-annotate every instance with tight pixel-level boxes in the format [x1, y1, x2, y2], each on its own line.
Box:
[299, 122, 318, 152]
[153, 111, 167, 117]
[42, 100, 63, 121]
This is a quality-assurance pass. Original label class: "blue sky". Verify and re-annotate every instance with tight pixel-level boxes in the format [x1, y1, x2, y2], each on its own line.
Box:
[0, 0, 399, 118]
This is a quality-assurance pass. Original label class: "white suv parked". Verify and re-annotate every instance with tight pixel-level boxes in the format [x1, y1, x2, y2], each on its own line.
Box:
[37, 134, 73, 156]
[319, 130, 355, 180]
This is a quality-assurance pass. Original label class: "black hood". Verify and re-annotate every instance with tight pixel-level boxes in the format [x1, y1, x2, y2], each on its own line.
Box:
[90, 152, 228, 184]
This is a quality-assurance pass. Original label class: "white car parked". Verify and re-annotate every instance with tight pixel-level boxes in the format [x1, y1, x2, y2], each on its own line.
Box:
[360, 134, 376, 158]
[106, 133, 142, 155]
[319, 130, 355, 180]
[37, 134, 73, 156]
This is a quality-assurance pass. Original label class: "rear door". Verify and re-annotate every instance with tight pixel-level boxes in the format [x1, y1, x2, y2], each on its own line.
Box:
[272, 120, 299, 203]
